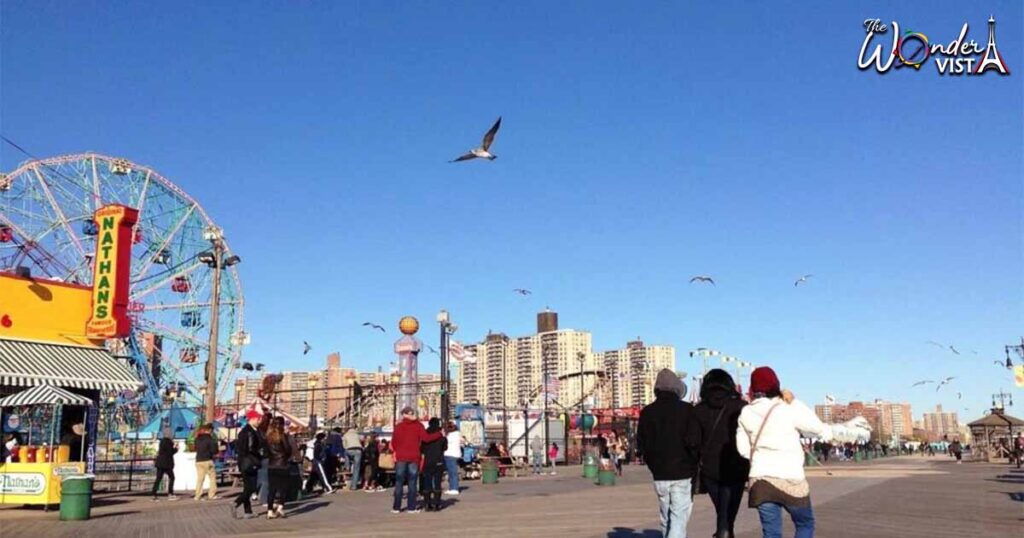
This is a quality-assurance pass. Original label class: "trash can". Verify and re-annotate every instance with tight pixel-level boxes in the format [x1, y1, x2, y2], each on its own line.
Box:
[582, 453, 598, 479]
[59, 474, 95, 521]
[596, 468, 616, 486]
[481, 458, 499, 484]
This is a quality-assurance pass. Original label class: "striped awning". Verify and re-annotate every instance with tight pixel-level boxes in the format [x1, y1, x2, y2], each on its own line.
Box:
[0, 384, 93, 407]
[0, 339, 141, 391]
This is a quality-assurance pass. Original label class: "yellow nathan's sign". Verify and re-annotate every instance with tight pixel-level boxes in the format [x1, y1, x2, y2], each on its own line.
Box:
[85, 205, 139, 339]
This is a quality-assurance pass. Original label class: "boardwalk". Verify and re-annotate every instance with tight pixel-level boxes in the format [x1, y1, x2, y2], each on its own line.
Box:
[0, 456, 1020, 538]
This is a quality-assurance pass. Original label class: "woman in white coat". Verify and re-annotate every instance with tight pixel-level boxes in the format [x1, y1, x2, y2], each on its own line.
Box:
[736, 366, 869, 538]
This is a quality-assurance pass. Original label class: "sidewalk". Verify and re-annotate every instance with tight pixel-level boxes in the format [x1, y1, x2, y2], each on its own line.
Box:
[0, 456, 1019, 537]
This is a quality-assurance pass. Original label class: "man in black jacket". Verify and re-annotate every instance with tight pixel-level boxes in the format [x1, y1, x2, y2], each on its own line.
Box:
[194, 423, 219, 501]
[232, 414, 264, 519]
[637, 369, 699, 538]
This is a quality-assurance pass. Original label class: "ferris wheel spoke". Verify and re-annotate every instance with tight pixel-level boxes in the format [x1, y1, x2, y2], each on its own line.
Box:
[130, 260, 203, 302]
[31, 165, 87, 261]
[90, 155, 102, 212]
[134, 203, 196, 281]
[140, 320, 234, 358]
[142, 300, 243, 311]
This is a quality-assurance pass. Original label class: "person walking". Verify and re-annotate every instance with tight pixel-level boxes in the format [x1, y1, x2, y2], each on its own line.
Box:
[232, 412, 264, 519]
[949, 439, 963, 464]
[304, 432, 334, 495]
[637, 368, 699, 538]
[694, 369, 749, 538]
[444, 422, 462, 495]
[193, 423, 219, 501]
[343, 427, 363, 491]
[264, 416, 292, 519]
[390, 407, 443, 513]
[152, 428, 179, 501]
[737, 366, 870, 538]
[421, 418, 448, 511]
[530, 435, 545, 475]
[1015, 432, 1024, 469]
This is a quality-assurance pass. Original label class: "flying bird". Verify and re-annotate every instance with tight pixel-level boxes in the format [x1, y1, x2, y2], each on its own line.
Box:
[426, 346, 438, 355]
[303, 341, 312, 355]
[994, 360, 1007, 368]
[957, 391, 962, 400]
[513, 288, 532, 296]
[926, 341, 945, 349]
[362, 322, 386, 333]
[911, 380, 935, 387]
[936, 377, 956, 391]
[689, 276, 715, 285]
[450, 117, 502, 162]
[794, 274, 814, 286]
[948, 345, 960, 355]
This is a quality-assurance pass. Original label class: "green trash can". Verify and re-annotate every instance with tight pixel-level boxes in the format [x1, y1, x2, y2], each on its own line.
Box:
[60, 474, 95, 521]
[582, 453, 598, 479]
[854, 451, 862, 462]
[596, 468, 616, 486]
[481, 458, 499, 484]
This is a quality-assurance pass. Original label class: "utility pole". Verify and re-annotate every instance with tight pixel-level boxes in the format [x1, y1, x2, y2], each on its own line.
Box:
[992, 389, 1014, 410]
[1004, 337, 1023, 369]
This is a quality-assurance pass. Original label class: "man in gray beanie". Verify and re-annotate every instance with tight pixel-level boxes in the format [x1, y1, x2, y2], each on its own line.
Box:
[636, 369, 699, 538]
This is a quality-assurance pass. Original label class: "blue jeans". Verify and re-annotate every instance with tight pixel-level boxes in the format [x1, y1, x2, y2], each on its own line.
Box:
[393, 461, 419, 511]
[653, 479, 693, 538]
[444, 456, 460, 491]
[757, 502, 815, 538]
[346, 449, 362, 490]
[531, 453, 544, 474]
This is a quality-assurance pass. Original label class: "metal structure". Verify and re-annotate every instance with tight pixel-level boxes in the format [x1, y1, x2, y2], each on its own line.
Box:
[0, 153, 246, 416]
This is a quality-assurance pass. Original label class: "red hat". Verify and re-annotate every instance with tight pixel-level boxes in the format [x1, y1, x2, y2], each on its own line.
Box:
[245, 409, 262, 422]
[750, 366, 780, 395]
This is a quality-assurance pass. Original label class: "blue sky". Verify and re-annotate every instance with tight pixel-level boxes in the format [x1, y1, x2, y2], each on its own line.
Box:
[2, 1, 1021, 422]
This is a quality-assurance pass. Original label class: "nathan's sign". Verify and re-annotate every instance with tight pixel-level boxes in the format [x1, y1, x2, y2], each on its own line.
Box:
[0, 472, 46, 495]
[86, 205, 139, 339]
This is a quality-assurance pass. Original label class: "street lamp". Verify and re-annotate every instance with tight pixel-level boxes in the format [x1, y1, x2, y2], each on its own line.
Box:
[437, 310, 457, 422]
[200, 225, 240, 424]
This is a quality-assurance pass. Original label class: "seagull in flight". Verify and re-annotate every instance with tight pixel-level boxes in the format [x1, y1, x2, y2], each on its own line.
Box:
[948, 345, 960, 355]
[450, 117, 502, 162]
[993, 360, 1008, 369]
[303, 341, 312, 355]
[363, 322, 386, 333]
[689, 276, 715, 286]
[936, 377, 955, 391]
[513, 288, 532, 296]
[926, 341, 945, 349]
[426, 345, 438, 355]
[912, 380, 935, 387]
[957, 391, 962, 400]
[794, 274, 814, 287]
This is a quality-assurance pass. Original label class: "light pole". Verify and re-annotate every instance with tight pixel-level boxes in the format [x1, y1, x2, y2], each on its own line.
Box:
[437, 310, 458, 422]
[199, 226, 240, 424]
[1004, 337, 1022, 369]
[577, 351, 586, 461]
[992, 389, 1014, 410]
[689, 348, 721, 378]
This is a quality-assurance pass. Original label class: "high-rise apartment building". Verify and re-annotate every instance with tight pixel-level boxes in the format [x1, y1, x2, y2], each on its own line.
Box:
[922, 405, 960, 440]
[814, 399, 914, 441]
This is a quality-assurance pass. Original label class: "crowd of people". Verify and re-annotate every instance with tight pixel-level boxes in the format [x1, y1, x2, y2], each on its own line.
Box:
[637, 366, 872, 538]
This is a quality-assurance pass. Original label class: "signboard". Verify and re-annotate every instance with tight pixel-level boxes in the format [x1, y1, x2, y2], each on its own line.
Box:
[0, 472, 46, 495]
[86, 205, 139, 339]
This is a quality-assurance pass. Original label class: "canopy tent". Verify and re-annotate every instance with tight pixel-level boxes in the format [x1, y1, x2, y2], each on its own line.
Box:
[122, 404, 221, 440]
[0, 385, 93, 407]
[0, 339, 139, 391]
[242, 397, 309, 429]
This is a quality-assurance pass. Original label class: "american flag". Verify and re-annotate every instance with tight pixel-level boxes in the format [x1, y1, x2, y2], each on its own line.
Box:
[449, 341, 476, 363]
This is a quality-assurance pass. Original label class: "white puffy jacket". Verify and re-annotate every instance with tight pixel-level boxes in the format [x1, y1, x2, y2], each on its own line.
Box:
[736, 397, 831, 481]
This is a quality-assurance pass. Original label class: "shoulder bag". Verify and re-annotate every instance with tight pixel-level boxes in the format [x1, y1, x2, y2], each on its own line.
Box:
[746, 402, 781, 489]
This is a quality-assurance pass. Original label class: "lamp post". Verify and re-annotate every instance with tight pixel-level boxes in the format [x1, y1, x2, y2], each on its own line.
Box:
[577, 351, 586, 461]
[1004, 337, 1023, 369]
[992, 389, 1014, 410]
[199, 226, 240, 424]
[437, 310, 458, 422]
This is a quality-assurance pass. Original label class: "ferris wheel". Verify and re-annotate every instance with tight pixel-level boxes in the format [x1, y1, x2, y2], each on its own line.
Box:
[0, 153, 246, 414]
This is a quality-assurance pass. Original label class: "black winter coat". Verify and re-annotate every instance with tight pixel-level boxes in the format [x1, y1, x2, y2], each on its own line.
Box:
[195, 434, 218, 462]
[154, 438, 177, 470]
[694, 369, 749, 484]
[236, 425, 264, 473]
[421, 431, 448, 467]
[637, 392, 700, 481]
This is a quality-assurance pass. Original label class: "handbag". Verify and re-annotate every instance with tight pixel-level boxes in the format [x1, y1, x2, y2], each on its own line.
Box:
[693, 406, 727, 497]
[745, 402, 781, 489]
[378, 452, 395, 470]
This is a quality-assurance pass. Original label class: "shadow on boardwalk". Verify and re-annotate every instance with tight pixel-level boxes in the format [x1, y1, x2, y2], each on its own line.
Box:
[607, 528, 661, 538]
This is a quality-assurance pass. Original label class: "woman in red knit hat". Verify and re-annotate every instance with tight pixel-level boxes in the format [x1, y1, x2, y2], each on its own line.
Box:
[736, 366, 870, 538]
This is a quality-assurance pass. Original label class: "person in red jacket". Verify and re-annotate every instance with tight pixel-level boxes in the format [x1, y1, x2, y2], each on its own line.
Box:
[391, 407, 443, 513]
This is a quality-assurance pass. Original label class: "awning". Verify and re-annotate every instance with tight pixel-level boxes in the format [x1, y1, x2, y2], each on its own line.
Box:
[0, 338, 140, 391]
[0, 384, 94, 407]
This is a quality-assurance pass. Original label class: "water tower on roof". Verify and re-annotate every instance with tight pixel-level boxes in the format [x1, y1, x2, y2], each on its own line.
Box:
[537, 308, 558, 334]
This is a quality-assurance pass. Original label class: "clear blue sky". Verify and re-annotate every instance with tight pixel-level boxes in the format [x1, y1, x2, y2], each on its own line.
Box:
[2, 1, 1021, 422]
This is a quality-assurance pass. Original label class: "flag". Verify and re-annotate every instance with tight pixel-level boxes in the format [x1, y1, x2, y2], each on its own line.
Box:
[1014, 365, 1024, 388]
[449, 341, 476, 363]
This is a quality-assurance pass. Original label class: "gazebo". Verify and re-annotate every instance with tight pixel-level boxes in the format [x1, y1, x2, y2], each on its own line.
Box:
[968, 408, 1024, 460]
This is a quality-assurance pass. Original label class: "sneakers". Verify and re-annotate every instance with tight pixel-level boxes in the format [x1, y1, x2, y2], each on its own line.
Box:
[407, 508, 422, 514]
[151, 497, 160, 502]
[391, 509, 401, 514]
[167, 495, 179, 501]
[444, 490, 460, 495]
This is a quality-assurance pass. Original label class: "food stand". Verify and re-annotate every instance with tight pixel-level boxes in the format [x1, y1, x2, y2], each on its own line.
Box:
[0, 385, 91, 505]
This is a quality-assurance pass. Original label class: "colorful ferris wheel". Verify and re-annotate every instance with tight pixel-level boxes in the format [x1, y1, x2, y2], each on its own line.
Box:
[0, 153, 246, 414]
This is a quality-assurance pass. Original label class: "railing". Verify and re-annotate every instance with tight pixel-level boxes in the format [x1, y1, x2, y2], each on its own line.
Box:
[91, 457, 235, 493]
